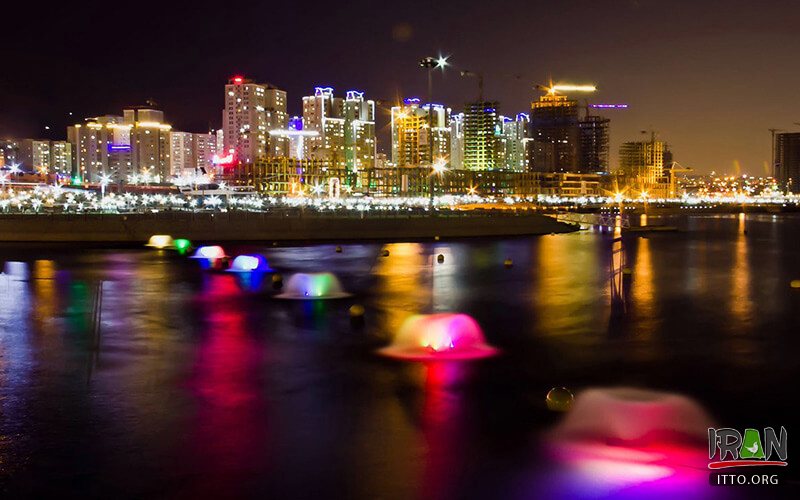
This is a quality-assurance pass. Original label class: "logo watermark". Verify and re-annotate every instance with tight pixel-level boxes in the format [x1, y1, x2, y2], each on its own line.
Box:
[708, 427, 788, 469]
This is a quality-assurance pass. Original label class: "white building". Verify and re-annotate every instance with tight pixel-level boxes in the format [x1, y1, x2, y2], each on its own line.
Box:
[123, 107, 172, 181]
[50, 141, 73, 174]
[502, 113, 530, 171]
[18, 139, 51, 172]
[222, 76, 287, 164]
[302, 87, 376, 172]
[67, 115, 131, 181]
[170, 131, 218, 176]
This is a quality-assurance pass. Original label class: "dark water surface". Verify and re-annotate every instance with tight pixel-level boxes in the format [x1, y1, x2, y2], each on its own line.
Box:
[1, 214, 799, 499]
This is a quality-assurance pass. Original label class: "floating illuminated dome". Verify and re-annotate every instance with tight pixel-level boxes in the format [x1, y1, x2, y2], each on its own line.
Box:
[190, 245, 229, 270]
[275, 272, 350, 299]
[539, 388, 716, 497]
[145, 234, 175, 249]
[551, 387, 714, 445]
[173, 239, 192, 255]
[227, 254, 273, 273]
[379, 313, 499, 361]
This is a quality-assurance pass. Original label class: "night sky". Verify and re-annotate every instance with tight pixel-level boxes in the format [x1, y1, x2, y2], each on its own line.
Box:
[2, 0, 799, 174]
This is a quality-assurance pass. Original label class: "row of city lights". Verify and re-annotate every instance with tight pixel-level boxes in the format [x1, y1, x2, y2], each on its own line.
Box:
[1, 183, 798, 214]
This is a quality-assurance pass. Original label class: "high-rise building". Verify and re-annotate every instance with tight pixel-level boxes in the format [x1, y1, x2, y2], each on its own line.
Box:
[618, 135, 671, 195]
[68, 115, 132, 181]
[123, 107, 172, 181]
[502, 113, 530, 171]
[19, 139, 51, 172]
[170, 131, 218, 176]
[528, 92, 580, 172]
[194, 133, 217, 174]
[775, 132, 800, 193]
[170, 131, 195, 175]
[50, 141, 72, 174]
[301, 87, 376, 181]
[578, 115, 610, 173]
[463, 101, 501, 171]
[449, 113, 464, 169]
[391, 99, 451, 167]
[343, 90, 376, 175]
[222, 76, 287, 164]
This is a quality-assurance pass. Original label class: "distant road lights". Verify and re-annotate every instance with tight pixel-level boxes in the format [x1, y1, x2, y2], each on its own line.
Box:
[9, 163, 21, 175]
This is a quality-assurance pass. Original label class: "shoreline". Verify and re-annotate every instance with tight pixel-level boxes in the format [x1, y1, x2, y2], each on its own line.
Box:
[0, 211, 577, 244]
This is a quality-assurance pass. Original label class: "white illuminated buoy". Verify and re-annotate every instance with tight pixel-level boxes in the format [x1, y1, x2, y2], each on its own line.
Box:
[146, 234, 175, 249]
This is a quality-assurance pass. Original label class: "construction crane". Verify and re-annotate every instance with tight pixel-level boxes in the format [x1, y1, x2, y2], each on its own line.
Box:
[460, 70, 484, 101]
[667, 161, 692, 198]
[534, 83, 597, 95]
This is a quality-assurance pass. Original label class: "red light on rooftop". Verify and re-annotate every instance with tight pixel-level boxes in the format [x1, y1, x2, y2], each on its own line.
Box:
[233, 76, 244, 84]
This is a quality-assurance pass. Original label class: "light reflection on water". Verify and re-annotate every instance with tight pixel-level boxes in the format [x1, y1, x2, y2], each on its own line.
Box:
[0, 214, 798, 498]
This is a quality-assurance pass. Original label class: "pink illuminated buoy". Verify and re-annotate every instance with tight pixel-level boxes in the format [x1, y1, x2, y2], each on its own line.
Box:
[538, 387, 716, 498]
[552, 387, 713, 444]
[378, 313, 498, 361]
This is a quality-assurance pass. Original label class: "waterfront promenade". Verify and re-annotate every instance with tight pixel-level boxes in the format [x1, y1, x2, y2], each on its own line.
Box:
[0, 210, 575, 243]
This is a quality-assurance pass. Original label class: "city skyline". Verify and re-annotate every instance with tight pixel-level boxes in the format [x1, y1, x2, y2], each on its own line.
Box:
[3, 0, 800, 174]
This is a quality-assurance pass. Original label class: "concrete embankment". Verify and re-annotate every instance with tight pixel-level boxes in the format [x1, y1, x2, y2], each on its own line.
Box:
[0, 211, 576, 244]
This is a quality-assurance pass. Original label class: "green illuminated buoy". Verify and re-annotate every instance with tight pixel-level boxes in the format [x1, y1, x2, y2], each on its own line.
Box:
[173, 238, 192, 255]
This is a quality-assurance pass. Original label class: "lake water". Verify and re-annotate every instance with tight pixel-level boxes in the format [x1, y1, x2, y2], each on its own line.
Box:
[1, 214, 798, 499]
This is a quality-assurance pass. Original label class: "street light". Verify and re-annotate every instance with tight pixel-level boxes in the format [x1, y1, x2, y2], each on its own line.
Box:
[99, 173, 112, 198]
[419, 55, 449, 210]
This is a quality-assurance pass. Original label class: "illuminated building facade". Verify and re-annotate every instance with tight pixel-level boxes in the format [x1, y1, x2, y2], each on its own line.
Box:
[222, 76, 287, 164]
[449, 112, 464, 169]
[303, 87, 343, 164]
[123, 107, 171, 181]
[618, 136, 671, 196]
[50, 141, 73, 174]
[463, 101, 500, 170]
[18, 139, 51, 172]
[391, 99, 451, 167]
[170, 131, 218, 176]
[67, 115, 131, 181]
[502, 113, 530, 171]
[231, 157, 602, 198]
[342, 90, 376, 178]
[775, 132, 800, 193]
[302, 87, 376, 181]
[529, 92, 580, 172]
